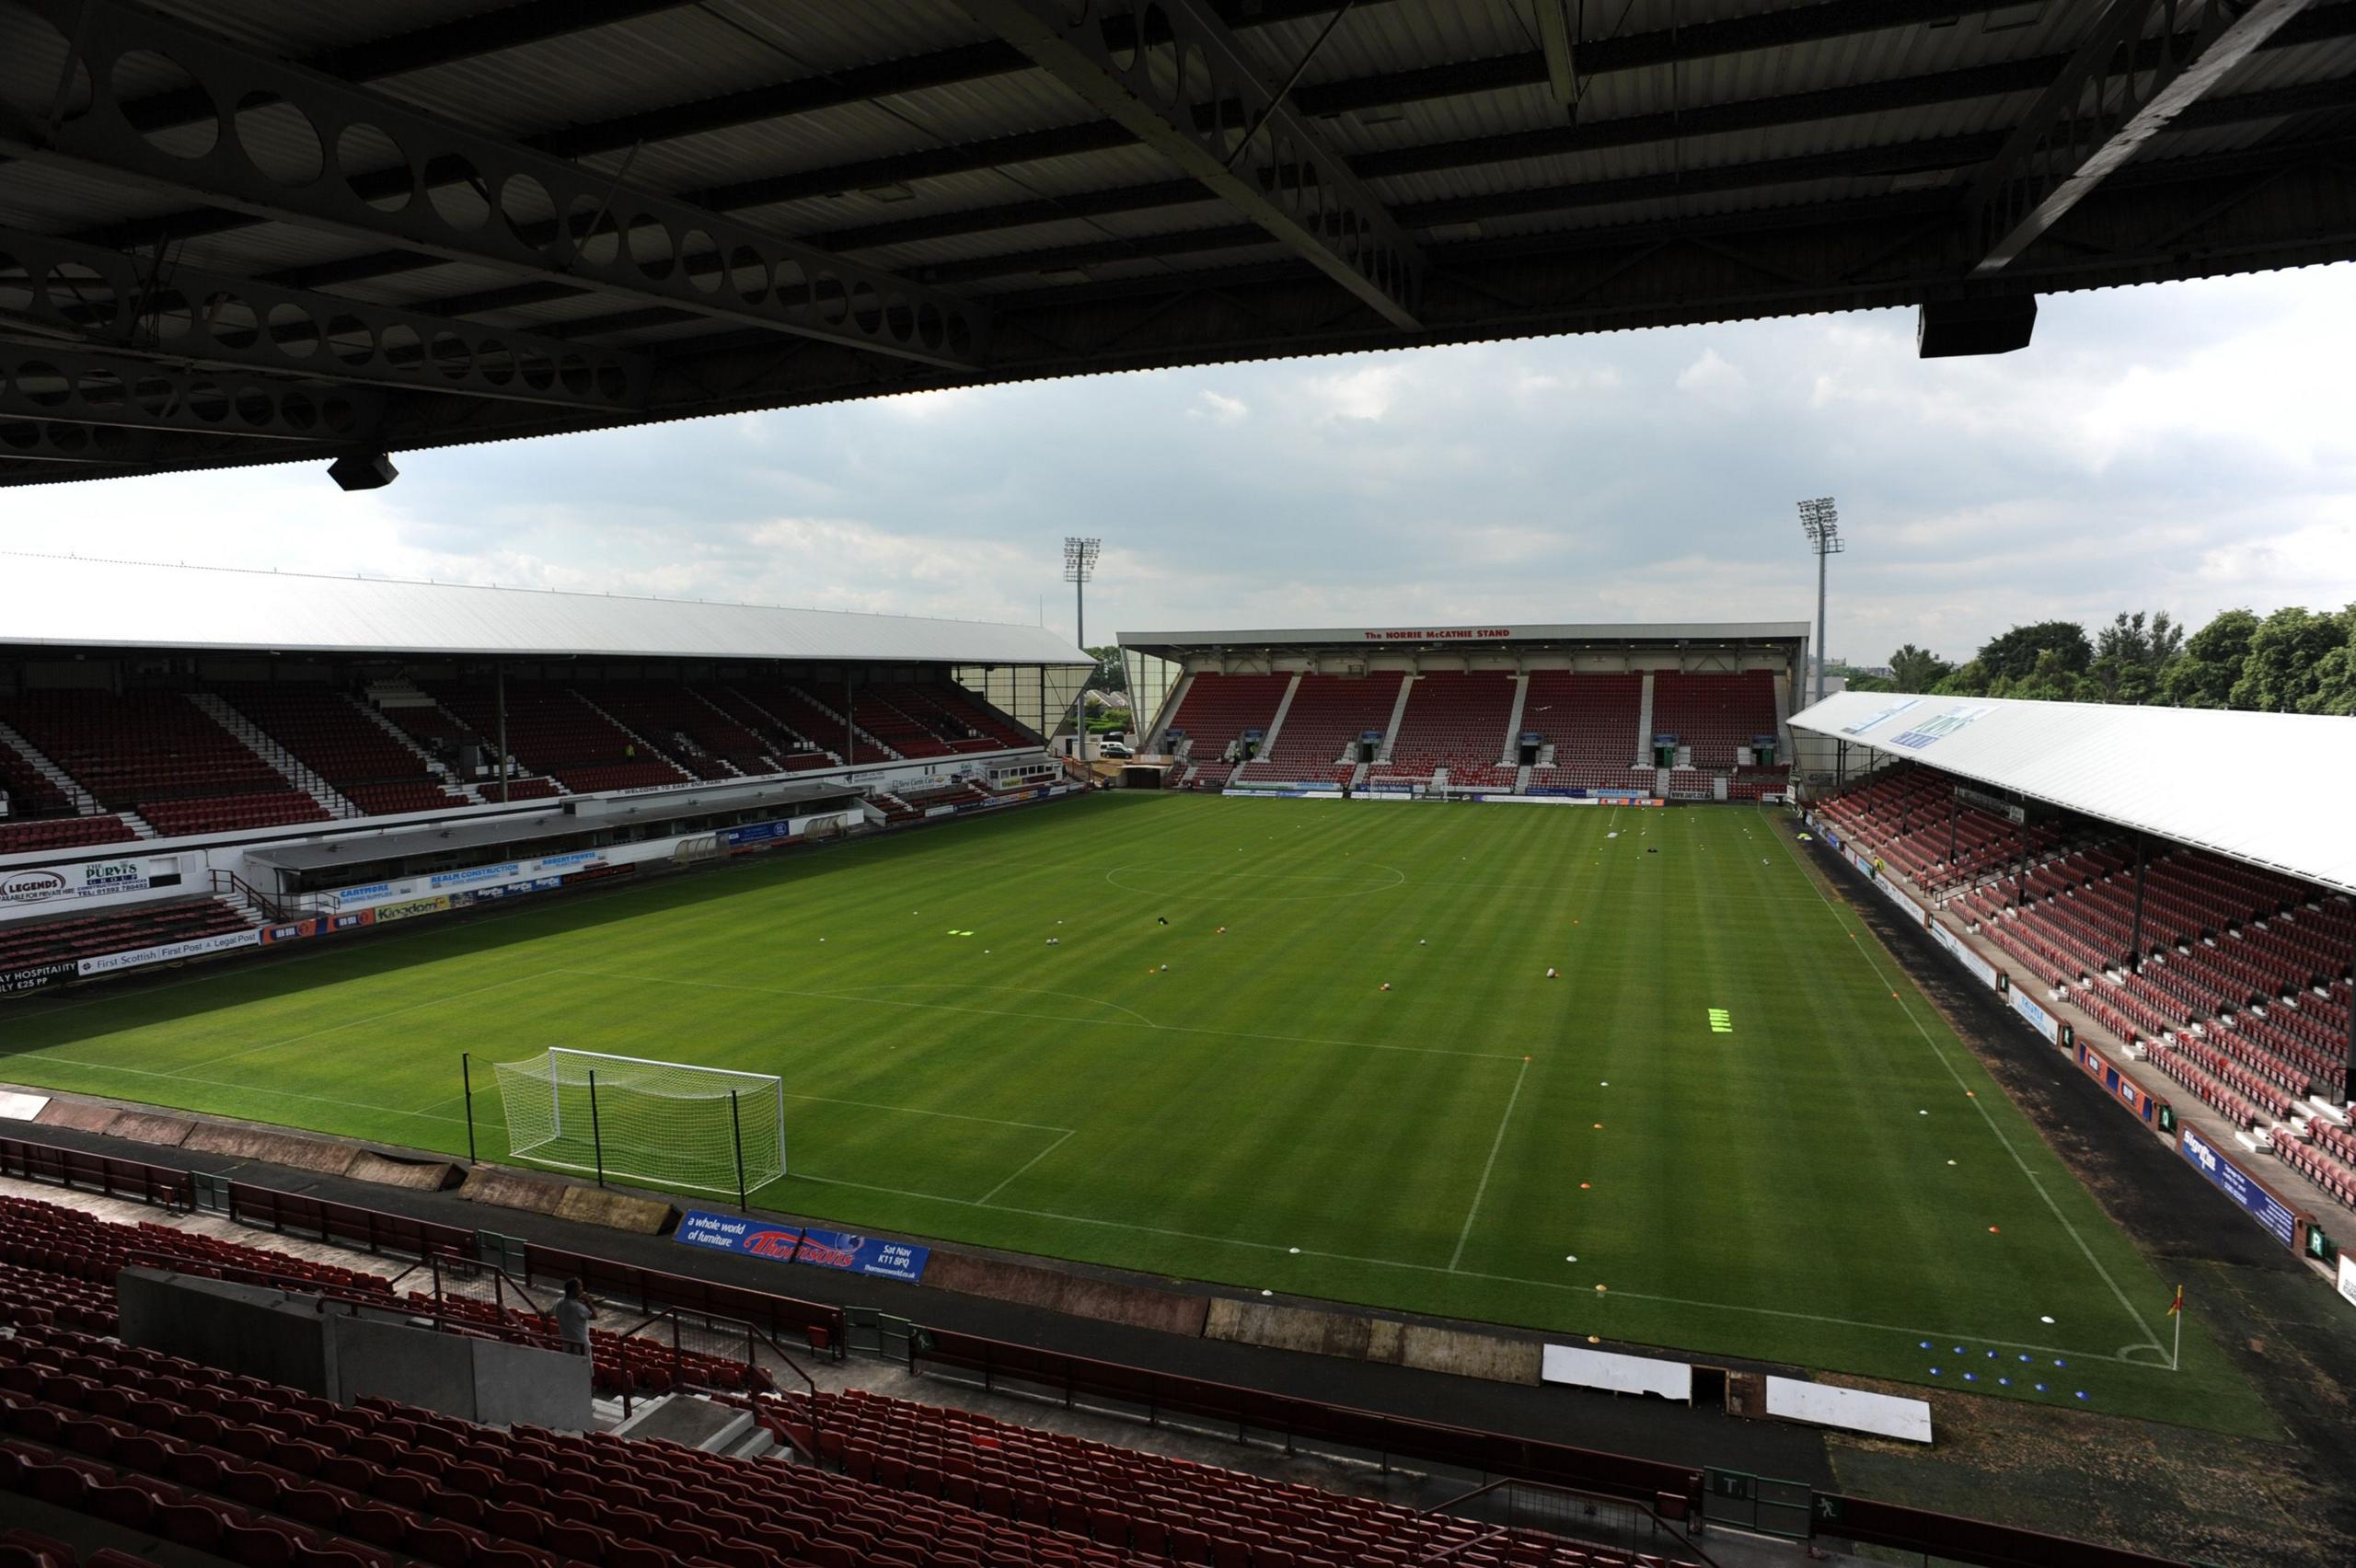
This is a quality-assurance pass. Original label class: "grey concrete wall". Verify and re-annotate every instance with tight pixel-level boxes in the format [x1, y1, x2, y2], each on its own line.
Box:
[1204, 1297, 1540, 1385]
[116, 1269, 331, 1395]
[118, 1269, 592, 1430]
[468, 1336, 593, 1431]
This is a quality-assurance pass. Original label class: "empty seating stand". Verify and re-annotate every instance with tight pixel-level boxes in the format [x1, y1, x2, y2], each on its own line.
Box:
[214, 686, 465, 817]
[1524, 673, 1645, 793]
[1373, 673, 1514, 785]
[1243, 674, 1403, 785]
[1161, 674, 1290, 772]
[1649, 672, 1776, 768]
[431, 685, 687, 795]
[0, 899, 253, 974]
[0, 691, 329, 838]
[0, 815, 137, 858]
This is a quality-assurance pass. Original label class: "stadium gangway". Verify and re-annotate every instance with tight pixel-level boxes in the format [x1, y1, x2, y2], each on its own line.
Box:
[1425, 1476, 1716, 1567]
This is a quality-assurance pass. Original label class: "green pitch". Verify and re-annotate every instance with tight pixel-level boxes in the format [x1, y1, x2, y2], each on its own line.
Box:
[0, 794, 2271, 1433]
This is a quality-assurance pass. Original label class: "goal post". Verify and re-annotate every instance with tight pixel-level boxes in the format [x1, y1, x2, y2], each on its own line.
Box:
[488, 1048, 787, 1201]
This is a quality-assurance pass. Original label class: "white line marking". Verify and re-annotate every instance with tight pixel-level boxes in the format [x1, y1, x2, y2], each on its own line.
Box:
[0, 1058, 467, 1127]
[1449, 1058, 1529, 1271]
[780, 1166, 2146, 1368]
[978, 1127, 1077, 1205]
[1763, 805, 2165, 1355]
[551, 968, 1525, 1062]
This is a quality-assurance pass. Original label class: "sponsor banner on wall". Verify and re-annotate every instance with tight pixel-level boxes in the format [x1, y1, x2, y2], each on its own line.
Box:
[721, 820, 796, 848]
[1874, 871, 1927, 927]
[2077, 1043, 2154, 1123]
[791, 1227, 931, 1284]
[674, 1210, 804, 1260]
[329, 910, 375, 932]
[1, 856, 180, 905]
[261, 919, 319, 944]
[1, 961, 75, 996]
[430, 861, 522, 891]
[2339, 1253, 2356, 1310]
[1820, 824, 1842, 851]
[2180, 1127, 2300, 1251]
[373, 895, 452, 924]
[2010, 987, 2061, 1044]
[1929, 921, 2000, 989]
[76, 928, 261, 976]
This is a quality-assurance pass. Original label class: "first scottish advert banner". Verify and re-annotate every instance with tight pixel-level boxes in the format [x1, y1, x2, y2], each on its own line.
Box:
[676, 1211, 930, 1283]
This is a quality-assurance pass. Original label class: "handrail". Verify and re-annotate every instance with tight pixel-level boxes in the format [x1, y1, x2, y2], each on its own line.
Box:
[207, 867, 289, 923]
[1419, 1476, 1719, 1568]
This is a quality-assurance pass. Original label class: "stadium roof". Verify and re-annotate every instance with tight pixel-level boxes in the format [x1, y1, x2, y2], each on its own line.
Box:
[0, 554, 1091, 665]
[3, 1, 2352, 490]
[1789, 689, 2356, 895]
[1122, 621, 1810, 655]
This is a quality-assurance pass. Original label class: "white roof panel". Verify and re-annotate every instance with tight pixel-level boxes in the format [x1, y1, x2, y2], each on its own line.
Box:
[0, 554, 1088, 667]
[1122, 621, 1810, 650]
[1790, 690, 2356, 895]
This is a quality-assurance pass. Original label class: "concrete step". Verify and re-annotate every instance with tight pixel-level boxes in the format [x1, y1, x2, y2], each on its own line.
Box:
[609, 1392, 756, 1455]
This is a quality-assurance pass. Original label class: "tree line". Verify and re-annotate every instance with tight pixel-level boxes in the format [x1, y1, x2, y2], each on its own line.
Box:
[1847, 606, 2356, 714]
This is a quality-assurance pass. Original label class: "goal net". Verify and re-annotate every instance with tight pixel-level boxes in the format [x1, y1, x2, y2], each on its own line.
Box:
[490, 1048, 787, 1197]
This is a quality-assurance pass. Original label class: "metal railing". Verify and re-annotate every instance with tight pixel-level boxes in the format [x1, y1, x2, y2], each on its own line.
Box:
[1423, 1477, 1717, 1567]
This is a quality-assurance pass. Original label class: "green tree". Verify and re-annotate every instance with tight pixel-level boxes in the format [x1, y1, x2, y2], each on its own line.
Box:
[1997, 647, 2093, 703]
[2161, 608, 2259, 708]
[1083, 644, 1126, 693]
[2304, 619, 2356, 715]
[1930, 660, 1992, 697]
[1888, 643, 1954, 693]
[1977, 620, 2093, 682]
[2229, 605, 2355, 712]
[2094, 610, 2182, 670]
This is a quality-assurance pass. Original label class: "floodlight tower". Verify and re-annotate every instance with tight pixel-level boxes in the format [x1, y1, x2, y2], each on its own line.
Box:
[1796, 498, 1843, 706]
[1064, 536, 1101, 762]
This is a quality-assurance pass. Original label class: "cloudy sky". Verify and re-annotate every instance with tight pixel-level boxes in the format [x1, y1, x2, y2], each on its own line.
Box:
[11, 264, 2354, 666]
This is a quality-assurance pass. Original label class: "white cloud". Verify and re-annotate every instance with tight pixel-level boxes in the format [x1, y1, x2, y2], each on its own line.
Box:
[1304, 363, 1407, 421]
[1189, 390, 1249, 425]
[1675, 349, 1749, 401]
[4, 267, 2353, 665]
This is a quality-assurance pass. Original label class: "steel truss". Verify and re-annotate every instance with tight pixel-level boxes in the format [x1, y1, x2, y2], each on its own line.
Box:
[958, 0, 1425, 329]
[0, 225, 647, 410]
[1, 0, 990, 372]
[1964, 0, 2324, 272]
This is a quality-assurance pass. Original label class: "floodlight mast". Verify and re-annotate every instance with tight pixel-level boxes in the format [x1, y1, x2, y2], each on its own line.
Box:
[1064, 536, 1101, 764]
[1796, 498, 1843, 706]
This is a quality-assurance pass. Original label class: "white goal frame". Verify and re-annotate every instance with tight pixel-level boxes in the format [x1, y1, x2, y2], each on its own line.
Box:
[491, 1047, 788, 1199]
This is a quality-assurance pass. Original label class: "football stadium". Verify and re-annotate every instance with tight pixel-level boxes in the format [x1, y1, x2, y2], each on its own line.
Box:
[3, 3, 2356, 1568]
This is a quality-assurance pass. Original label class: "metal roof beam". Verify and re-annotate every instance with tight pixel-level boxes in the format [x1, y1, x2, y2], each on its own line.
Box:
[524, 71, 2352, 335]
[0, 344, 387, 443]
[955, 0, 1423, 329]
[1963, 0, 2324, 273]
[4, 0, 990, 371]
[0, 225, 650, 409]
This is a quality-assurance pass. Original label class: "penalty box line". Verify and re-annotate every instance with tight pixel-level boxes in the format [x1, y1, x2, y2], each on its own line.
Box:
[1760, 805, 2168, 1358]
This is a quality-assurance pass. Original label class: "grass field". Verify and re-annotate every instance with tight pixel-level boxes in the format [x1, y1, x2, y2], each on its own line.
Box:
[0, 793, 2274, 1433]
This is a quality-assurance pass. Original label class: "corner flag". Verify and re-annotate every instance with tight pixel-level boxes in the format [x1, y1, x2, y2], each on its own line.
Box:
[2166, 1285, 2184, 1315]
[2166, 1283, 2185, 1371]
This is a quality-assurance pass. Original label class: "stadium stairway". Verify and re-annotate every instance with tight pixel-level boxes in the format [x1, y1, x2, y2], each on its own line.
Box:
[0, 721, 100, 819]
[187, 694, 361, 822]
